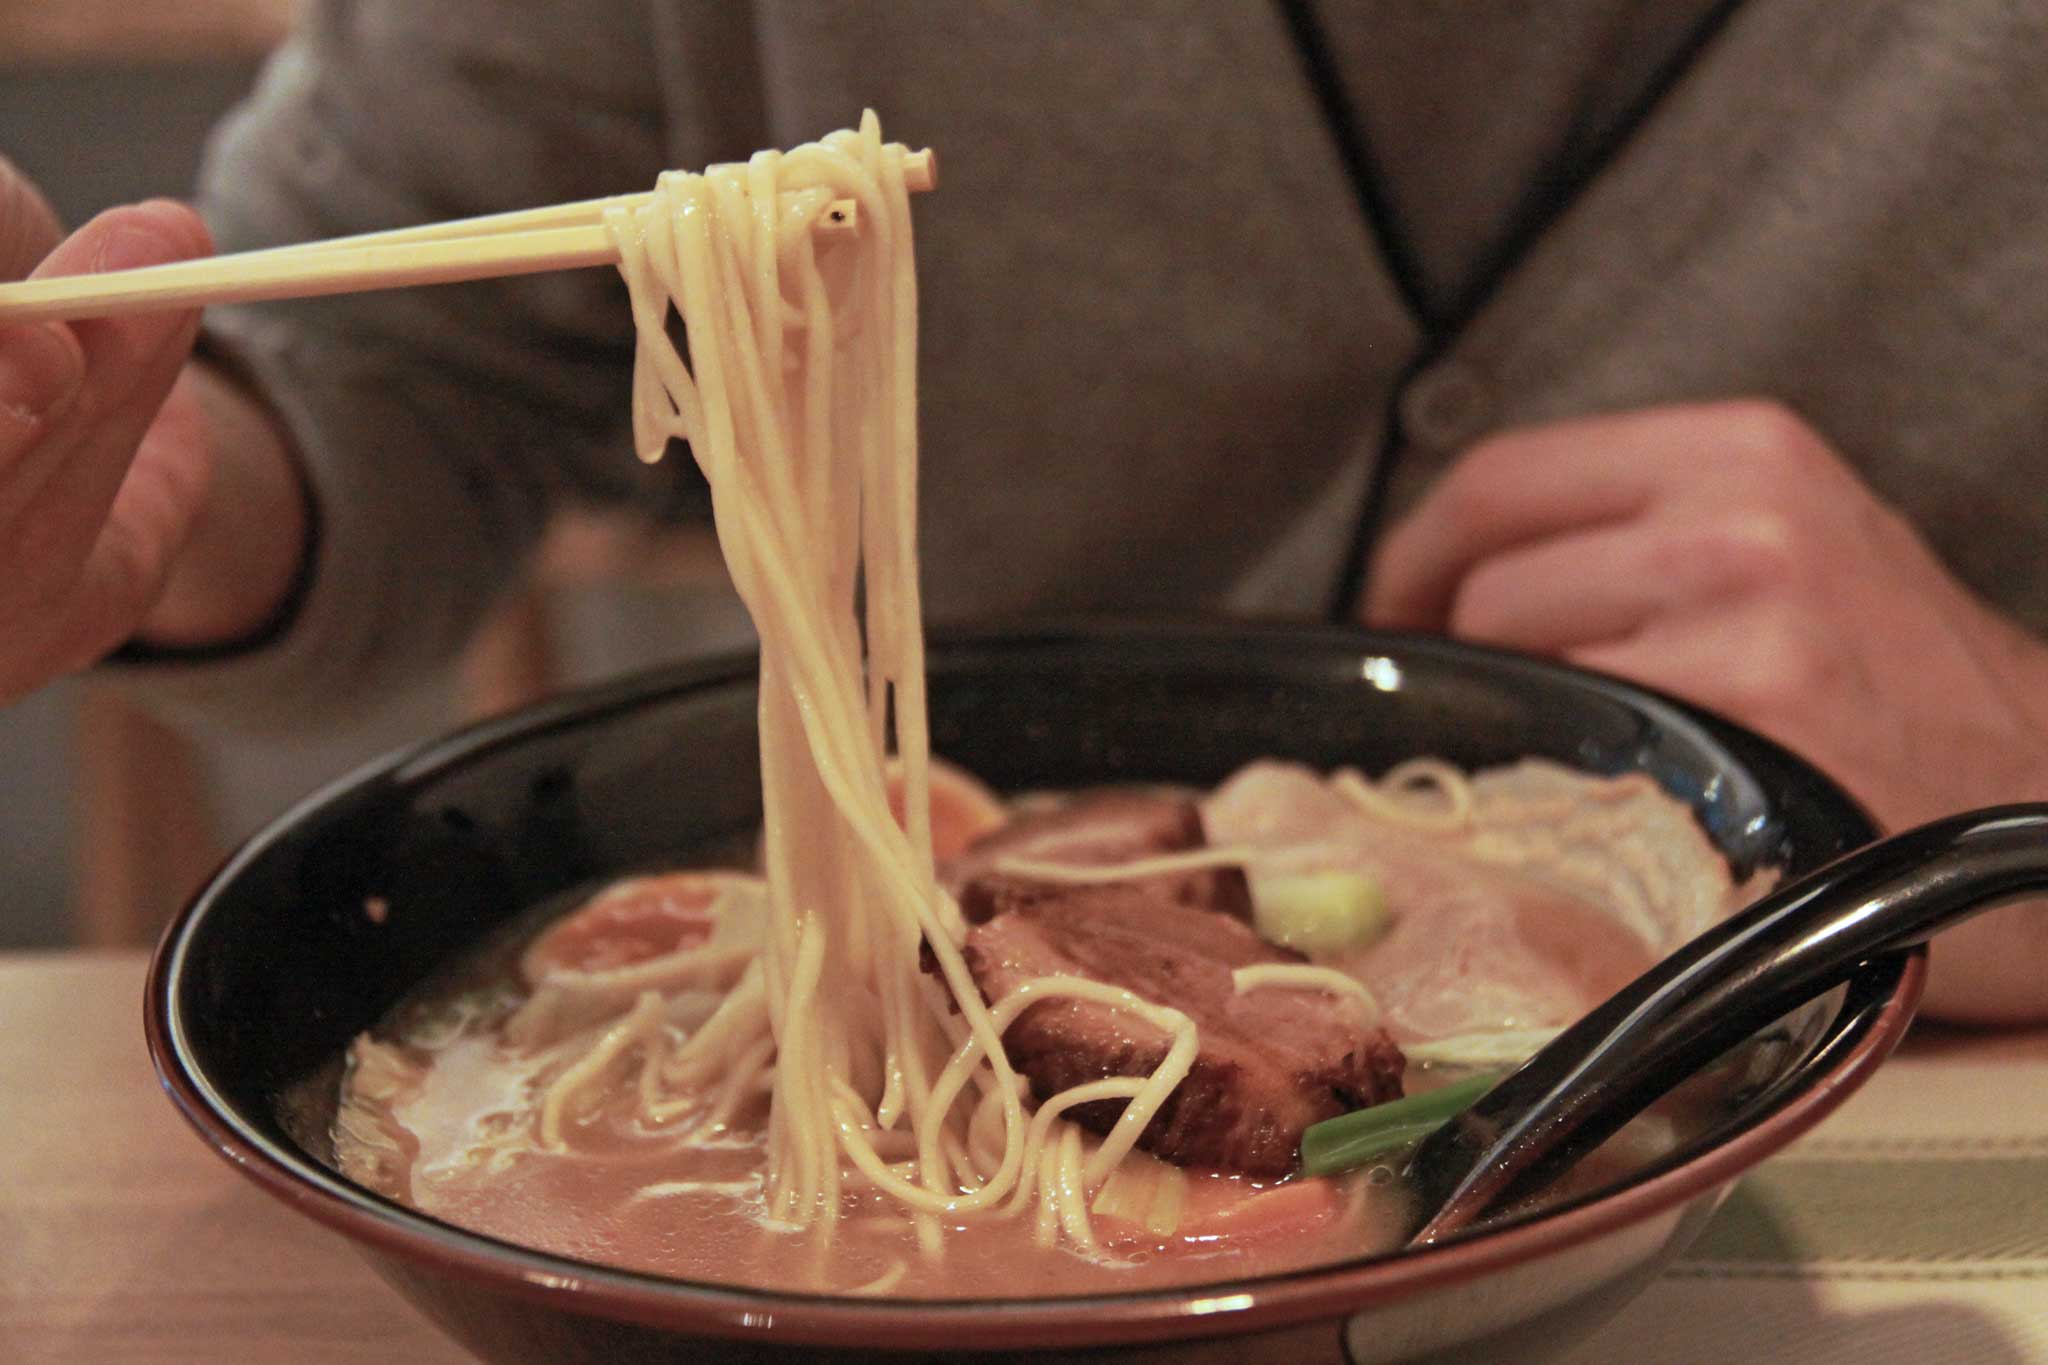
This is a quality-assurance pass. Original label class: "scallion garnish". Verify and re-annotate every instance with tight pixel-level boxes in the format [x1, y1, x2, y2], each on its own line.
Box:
[1298, 1070, 1502, 1177]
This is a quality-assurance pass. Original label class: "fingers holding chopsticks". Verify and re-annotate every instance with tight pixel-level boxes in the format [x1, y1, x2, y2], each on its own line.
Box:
[0, 154, 80, 472]
[2, 197, 211, 523]
[30, 198, 214, 368]
[0, 169, 218, 698]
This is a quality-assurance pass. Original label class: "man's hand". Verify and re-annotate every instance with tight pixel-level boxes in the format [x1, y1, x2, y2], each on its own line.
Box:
[0, 156, 303, 704]
[1364, 399, 2048, 1022]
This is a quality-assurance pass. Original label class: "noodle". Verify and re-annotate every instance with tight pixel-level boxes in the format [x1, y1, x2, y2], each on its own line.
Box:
[1331, 760, 1475, 833]
[1232, 964, 1381, 1018]
[537, 991, 667, 1149]
[989, 847, 1255, 884]
[589, 114, 1199, 1247]
[329, 123, 1742, 1291]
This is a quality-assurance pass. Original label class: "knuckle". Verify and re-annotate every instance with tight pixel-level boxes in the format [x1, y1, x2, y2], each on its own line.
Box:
[1665, 509, 1803, 597]
[1720, 399, 1829, 480]
[1728, 397, 1806, 447]
[1445, 559, 1515, 640]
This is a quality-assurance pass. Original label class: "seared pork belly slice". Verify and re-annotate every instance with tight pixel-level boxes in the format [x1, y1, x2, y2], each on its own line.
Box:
[963, 883, 1404, 1176]
[945, 790, 1252, 924]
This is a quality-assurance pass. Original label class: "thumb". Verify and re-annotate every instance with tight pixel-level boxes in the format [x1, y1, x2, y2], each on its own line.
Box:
[33, 198, 213, 283]
[29, 200, 212, 382]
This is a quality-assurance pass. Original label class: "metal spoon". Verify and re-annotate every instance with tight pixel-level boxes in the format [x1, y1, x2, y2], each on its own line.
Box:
[1403, 803, 2048, 1245]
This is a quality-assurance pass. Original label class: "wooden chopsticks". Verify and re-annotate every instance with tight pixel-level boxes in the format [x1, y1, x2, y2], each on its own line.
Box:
[0, 148, 934, 323]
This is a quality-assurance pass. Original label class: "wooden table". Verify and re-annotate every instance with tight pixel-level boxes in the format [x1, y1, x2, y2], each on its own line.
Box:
[5, 952, 2044, 1364]
[0, 953, 465, 1364]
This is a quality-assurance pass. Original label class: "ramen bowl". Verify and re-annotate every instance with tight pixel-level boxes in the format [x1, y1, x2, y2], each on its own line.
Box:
[147, 620, 1918, 1364]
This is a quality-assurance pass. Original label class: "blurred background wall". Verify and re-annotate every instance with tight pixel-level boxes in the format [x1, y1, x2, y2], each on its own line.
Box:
[0, 1, 751, 949]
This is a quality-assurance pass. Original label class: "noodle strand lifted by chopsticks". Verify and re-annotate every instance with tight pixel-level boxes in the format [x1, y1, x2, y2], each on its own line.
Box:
[597, 113, 1199, 1248]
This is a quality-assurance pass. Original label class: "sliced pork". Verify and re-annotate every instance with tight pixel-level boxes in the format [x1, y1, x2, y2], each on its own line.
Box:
[945, 790, 1252, 923]
[1200, 760, 1755, 1041]
[962, 882, 1403, 1176]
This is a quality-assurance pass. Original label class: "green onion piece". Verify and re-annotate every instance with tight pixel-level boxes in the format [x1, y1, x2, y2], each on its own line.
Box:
[1250, 870, 1390, 955]
[1298, 1071, 1503, 1177]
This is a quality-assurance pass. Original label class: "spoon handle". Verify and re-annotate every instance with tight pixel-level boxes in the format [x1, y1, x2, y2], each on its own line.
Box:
[1405, 803, 2048, 1244]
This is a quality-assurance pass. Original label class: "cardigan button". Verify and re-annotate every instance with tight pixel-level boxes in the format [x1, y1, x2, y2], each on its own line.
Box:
[1399, 361, 1494, 452]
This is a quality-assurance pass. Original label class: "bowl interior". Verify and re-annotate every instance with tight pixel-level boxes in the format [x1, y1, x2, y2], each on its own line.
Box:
[154, 620, 1893, 1323]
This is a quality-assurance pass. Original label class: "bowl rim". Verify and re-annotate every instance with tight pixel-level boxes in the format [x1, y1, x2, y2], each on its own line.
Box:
[145, 619, 1923, 1350]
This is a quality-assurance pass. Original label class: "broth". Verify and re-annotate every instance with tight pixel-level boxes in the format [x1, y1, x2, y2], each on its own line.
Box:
[331, 757, 1763, 1298]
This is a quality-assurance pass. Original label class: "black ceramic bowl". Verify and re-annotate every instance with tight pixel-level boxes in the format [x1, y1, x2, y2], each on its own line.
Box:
[147, 621, 1917, 1364]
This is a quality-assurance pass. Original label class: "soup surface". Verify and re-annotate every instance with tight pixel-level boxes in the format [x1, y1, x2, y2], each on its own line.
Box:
[332, 756, 1765, 1298]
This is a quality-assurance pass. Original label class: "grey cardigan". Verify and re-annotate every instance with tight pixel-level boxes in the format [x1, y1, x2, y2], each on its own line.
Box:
[144, 0, 2048, 721]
